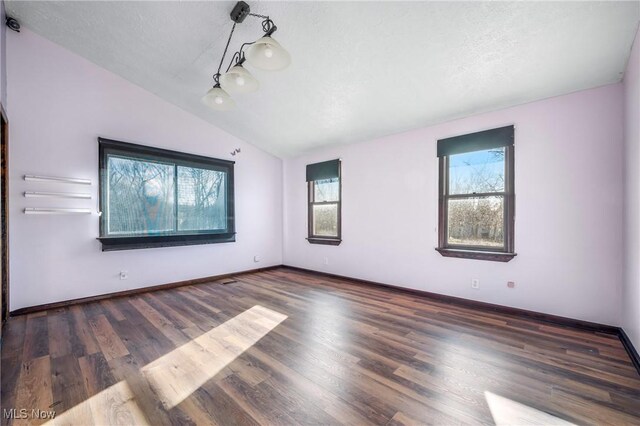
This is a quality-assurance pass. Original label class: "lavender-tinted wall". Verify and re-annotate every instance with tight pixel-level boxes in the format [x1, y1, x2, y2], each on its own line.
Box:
[623, 27, 640, 348]
[5, 25, 631, 328]
[283, 84, 625, 326]
[7, 29, 283, 310]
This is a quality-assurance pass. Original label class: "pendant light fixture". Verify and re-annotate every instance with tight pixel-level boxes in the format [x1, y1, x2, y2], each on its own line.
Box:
[203, 1, 290, 111]
[220, 61, 259, 93]
[245, 36, 291, 71]
[202, 84, 236, 111]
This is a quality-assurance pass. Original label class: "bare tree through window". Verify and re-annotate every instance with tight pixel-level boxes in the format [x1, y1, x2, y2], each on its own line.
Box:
[107, 156, 175, 235]
[447, 148, 505, 247]
[177, 167, 226, 231]
[311, 178, 340, 237]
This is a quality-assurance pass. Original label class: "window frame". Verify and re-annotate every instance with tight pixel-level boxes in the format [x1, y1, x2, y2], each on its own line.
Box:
[97, 138, 235, 251]
[307, 173, 342, 246]
[437, 144, 516, 262]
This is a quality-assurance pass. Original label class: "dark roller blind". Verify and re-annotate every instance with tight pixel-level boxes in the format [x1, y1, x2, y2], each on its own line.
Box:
[437, 125, 514, 157]
[306, 159, 340, 182]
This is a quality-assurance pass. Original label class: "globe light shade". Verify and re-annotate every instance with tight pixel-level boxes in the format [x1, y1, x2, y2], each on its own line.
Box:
[202, 85, 235, 111]
[245, 36, 291, 71]
[220, 65, 259, 93]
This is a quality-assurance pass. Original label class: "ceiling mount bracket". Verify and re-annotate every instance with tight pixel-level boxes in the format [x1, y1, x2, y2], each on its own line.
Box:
[230, 1, 251, 23]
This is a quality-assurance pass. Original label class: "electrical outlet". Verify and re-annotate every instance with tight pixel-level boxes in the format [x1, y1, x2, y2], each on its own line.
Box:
[507, 281, 515, 288]
[254, 255, 261, 263]
[471, 279, 480, 289]
[323, 257, 329, 266]
[119, 271, 128, 280]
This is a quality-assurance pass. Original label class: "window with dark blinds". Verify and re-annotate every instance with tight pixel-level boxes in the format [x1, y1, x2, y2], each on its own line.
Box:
[306, 159, 342, 245]
[436, 126, 516, 262]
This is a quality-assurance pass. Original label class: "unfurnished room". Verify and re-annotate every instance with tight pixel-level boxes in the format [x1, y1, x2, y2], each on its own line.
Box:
[0, 1, 639, 425]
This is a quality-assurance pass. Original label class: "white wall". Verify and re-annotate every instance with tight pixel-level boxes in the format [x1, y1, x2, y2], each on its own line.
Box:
[623, 27, 640, 348]
[7, 29, 283, 310]
[284, 84, 625, 326]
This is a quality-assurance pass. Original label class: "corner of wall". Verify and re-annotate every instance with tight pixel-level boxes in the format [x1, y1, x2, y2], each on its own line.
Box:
[623, 24, 640, 351]
[281, 157, 289, 264]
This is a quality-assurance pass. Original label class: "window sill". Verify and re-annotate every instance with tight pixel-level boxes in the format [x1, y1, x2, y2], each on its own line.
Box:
[436, 248, 517, 262]
[98, 233, 236, 251]
[307, 237, 342, 246]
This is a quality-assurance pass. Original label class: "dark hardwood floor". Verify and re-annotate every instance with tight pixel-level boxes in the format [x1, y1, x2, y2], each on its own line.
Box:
[2, 267, 640, 425]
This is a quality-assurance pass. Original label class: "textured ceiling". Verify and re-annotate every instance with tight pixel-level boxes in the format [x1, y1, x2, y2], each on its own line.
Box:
[6, 1, 640, 157]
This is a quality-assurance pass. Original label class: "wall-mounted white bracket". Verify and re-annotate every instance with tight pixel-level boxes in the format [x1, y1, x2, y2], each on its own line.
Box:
[24, 175, 91, 185]
[24, 208, 92, 215]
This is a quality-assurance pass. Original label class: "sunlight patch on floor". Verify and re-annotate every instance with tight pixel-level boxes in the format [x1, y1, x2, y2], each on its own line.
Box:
[142, 305, 287, 409]
[485, 391, 575, 426]
[46, 380, 149, 426]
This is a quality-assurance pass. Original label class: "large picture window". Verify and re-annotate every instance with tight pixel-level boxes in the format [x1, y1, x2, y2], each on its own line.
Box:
[98, 138, 235, 251]
[436, 126, 515, 262]
[306, 159, 341, 245]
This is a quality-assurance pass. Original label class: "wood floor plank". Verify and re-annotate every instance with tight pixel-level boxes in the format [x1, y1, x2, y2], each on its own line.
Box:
[127, 297, 190, 346]
[242, 347, 375, 425]
[21, 314, 49, 362]
[2, 267, 639, 425]
[217, 373, 301, 425]
[72, 379, 149, 425]
[77, 352, 117, 398]
[13, 355, 53, 426]
[190, 381, 259, 426]
[50, 354, 93, 425]
[68, 306, 100, 357]
[2, 316, 27, 423]
[47, 310, 72, 359]
[87, 315, 129, 361]
[99, 300, 126, 322]
[106, 309, 174, 365]
[108, 354, 195, 426]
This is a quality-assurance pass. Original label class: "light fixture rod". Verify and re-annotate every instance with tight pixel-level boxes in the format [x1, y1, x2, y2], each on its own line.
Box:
[215, 22, 238, 81]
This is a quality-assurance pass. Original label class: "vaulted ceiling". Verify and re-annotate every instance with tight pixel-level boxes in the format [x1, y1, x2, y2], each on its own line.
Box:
[6, 1, 640, 157]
